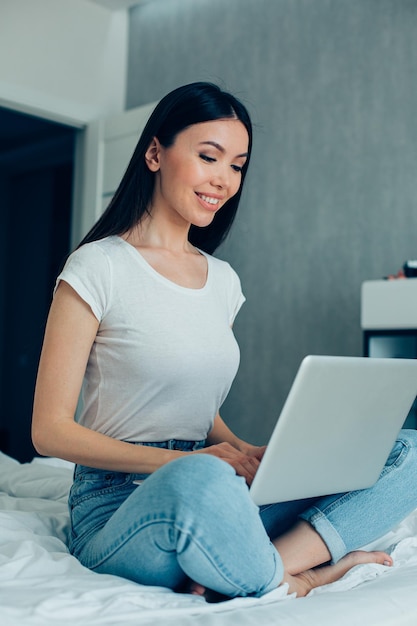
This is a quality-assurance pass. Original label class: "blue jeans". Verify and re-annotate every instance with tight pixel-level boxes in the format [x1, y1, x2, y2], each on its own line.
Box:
[68, 430, 417, 598]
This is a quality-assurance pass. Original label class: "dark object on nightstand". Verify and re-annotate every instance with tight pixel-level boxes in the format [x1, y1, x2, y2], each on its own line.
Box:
[403, 261, 417, 278]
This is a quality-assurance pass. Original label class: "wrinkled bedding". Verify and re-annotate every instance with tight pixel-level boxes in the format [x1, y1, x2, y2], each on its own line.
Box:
[1, 451, 417, 626]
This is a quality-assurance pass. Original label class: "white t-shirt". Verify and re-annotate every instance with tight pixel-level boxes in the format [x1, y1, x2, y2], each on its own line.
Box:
[56, 236, 245, 442]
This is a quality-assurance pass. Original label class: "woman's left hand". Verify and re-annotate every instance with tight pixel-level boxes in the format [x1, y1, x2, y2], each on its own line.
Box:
[205, 414, 267, 483]
[237, 442, 267, 463]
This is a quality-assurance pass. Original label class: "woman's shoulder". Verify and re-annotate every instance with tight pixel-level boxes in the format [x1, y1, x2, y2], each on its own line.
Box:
[58, 238, 126, 288]
[77, 235, 122, 254]
[200, 250, 233, 273]
[203, 253, 245, 322]
[203, 251, 241, 284]
[56, 238, 122, 318]
[67, 236, 124, 265]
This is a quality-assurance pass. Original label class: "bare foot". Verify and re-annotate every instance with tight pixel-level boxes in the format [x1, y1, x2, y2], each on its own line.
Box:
[283, 550, 393, 597]
[187, 581, 206, 596]
[184, 580, 229, 603]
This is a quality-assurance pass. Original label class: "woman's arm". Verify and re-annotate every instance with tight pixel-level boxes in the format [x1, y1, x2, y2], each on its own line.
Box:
[207, 413, 266, 458]
[32, 281, 186, 473]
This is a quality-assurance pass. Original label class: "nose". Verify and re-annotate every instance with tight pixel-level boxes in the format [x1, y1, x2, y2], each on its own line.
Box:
[210, 164, 232, 191]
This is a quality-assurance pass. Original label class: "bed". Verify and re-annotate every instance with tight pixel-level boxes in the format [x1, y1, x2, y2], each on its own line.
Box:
[1, 451, 417, 626]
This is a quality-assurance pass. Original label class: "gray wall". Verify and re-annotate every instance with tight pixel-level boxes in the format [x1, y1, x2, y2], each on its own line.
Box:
[127, 0, 417, 444]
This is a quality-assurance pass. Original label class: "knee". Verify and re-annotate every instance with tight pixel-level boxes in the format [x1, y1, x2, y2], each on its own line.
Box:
[164, 454, 237, 490]
[155, 454, 248, 509]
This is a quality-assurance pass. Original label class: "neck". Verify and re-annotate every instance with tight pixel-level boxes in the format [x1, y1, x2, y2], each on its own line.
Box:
[125, 213, 194, 254]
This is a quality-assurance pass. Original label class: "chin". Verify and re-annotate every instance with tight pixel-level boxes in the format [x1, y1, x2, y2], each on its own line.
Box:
[192, 212, 218, 229]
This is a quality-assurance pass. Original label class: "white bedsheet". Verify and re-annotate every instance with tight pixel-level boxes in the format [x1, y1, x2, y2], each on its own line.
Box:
[1, 451, 417, 626]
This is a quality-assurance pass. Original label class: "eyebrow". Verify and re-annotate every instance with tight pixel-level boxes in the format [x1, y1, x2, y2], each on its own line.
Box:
[199, 141, 248, 159]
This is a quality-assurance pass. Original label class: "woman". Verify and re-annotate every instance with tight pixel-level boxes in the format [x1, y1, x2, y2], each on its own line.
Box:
[32, 82, 417, 600]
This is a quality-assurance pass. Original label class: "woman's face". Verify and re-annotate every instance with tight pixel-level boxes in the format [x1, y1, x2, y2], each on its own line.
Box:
[145, 118, 249, 230]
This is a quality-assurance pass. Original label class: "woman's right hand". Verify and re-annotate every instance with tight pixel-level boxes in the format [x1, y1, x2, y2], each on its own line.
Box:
[196, 442, 261, 486]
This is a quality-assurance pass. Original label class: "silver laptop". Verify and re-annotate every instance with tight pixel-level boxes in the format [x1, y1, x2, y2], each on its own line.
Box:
[249, 355, 417, 505]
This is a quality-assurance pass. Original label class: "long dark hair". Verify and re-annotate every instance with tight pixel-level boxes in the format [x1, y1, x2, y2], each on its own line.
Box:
[79, 82, 253, 254]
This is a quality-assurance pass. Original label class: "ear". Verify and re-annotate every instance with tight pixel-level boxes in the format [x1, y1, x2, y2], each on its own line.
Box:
[145, 137, 162, 172]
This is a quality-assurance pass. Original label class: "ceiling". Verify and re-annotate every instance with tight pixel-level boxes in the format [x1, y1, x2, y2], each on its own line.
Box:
[0, 0, 151, 155]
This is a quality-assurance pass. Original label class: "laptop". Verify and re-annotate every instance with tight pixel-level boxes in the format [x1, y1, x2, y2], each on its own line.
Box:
[249, 355, 417, 505]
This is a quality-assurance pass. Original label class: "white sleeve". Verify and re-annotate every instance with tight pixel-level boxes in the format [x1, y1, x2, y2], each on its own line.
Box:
[228, 265, 246, 325]
[54, 243, 112, 321]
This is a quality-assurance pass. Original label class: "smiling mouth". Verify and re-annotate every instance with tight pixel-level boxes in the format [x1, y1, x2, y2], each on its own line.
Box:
[196, 193, 221, 207]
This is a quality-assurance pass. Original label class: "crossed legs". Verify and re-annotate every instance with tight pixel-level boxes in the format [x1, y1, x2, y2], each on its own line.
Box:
[74, 431, 417, 600]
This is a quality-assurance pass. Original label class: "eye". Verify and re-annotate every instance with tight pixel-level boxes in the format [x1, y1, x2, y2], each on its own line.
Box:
[199, 153, 216, 163]
[231, 164, 243, 173]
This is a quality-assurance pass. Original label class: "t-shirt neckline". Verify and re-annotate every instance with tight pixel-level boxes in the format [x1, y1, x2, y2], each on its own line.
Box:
[114, 236, 211, 294]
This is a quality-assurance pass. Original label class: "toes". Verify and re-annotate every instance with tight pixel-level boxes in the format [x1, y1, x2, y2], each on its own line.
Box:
[342, 550, 393, 567]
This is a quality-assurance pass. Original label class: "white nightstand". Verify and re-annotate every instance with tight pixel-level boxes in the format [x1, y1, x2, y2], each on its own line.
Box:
[361, 279, 417, 427]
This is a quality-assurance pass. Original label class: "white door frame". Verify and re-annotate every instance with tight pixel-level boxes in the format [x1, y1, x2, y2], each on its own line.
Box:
[70, 102, 157, 248]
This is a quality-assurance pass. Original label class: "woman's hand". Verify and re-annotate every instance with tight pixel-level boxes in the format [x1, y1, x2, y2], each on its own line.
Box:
[203, 414, 267, 485]
[196, 441, 265, 486]
[237, 441, 267, 463]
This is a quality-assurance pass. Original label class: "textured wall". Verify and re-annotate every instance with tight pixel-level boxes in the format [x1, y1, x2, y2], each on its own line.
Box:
[127, 0, 417, 444]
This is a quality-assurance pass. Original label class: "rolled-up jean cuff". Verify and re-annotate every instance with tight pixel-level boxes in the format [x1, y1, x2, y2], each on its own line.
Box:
[299, 507, 347, 564]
